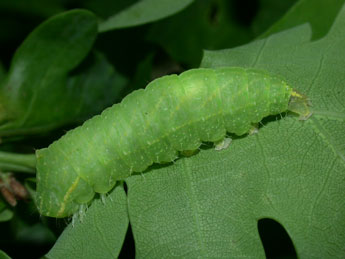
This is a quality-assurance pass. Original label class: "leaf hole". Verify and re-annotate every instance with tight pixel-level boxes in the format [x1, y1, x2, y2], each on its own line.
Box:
[118, 223, 135, 258]
[257, 218, 297, 259]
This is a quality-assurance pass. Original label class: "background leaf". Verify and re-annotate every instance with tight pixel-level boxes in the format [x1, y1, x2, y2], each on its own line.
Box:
[0, 9, 97, 137]
[0, 9, 127, 138]
[0, 249, 11, 259]
[259, 0, 345, 39]
[98, 0, 194, 32]
[0, 202, 13, 222]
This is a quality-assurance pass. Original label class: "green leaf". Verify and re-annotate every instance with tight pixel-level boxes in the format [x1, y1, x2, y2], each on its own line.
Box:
[46, 185, 129, 259]
[124, 5, 345, 258]
[98, 0, 194, 32]
[0, 10, 127, 138]
[0, 250, 11, 259]
[259, 0, 345, 39]
[0, 202, 13, 222]
[0, 9, 97, 137]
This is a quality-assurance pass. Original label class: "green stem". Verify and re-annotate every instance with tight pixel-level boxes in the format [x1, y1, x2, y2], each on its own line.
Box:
[0, 151, 36, 174]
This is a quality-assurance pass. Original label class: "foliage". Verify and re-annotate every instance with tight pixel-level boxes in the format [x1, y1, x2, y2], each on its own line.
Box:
[0, 0, 344, 258]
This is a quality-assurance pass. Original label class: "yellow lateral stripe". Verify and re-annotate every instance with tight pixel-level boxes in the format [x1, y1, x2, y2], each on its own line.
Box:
[57, 176, 80, 217]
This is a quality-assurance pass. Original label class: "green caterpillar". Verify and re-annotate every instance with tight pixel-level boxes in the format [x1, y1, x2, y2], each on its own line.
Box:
[36, 67, 311, 218]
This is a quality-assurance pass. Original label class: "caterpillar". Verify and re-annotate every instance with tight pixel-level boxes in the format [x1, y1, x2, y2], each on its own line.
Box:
[36, 67, 311, 218]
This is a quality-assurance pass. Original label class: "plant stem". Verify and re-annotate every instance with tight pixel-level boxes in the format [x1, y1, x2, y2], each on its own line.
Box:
[0, 151, 36, 174]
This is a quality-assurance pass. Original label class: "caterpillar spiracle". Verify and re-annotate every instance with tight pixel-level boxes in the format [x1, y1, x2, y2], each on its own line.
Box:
[36, 67, 311, 218]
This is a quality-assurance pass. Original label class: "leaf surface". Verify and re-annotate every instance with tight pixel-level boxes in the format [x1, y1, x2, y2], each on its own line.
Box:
[46, 185, 129, 259]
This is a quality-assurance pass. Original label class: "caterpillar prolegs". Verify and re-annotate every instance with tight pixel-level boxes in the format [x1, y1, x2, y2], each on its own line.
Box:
[36, 67, 311, 218]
